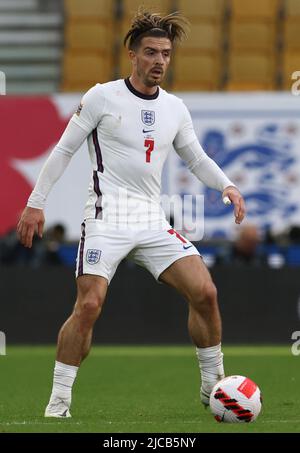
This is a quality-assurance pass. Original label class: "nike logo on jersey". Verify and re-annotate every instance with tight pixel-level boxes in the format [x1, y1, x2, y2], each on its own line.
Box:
[143, 129, 155, 134]
[183, 245, 193, 250]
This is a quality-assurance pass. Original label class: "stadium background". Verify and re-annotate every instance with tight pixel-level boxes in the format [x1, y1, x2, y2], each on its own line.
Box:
[1, 0, 300, 433]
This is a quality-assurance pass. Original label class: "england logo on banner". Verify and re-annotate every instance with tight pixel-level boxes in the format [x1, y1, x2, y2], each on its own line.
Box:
[164, 93, 300, 239]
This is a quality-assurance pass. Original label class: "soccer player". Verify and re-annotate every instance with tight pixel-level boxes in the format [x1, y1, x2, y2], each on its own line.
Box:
[17, 10, 245, 418]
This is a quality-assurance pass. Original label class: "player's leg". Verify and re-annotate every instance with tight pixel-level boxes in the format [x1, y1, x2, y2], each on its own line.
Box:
[57, 274, 108, 365]
[45, 274, 108, 418]
[160, 255, 221, 346]
[159, 255, 225, 405]
[45, 220, 134, 418]
[130, 226, 224, 406]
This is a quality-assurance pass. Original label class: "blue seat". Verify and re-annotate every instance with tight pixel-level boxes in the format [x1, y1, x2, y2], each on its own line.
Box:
[57, 244, 78, 266]
[285, 245, 300, 267]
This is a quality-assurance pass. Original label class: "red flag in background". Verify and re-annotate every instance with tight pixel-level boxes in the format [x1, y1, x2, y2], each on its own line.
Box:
[0, 97, 68, 235]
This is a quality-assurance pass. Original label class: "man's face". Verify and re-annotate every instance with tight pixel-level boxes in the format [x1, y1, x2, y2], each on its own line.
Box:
[130, 36, 172, 87]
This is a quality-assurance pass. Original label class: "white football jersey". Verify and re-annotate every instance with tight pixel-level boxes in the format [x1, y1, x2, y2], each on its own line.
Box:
[71, 78, 197, 225]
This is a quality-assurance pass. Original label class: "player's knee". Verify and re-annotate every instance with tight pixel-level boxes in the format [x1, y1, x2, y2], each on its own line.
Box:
[190, 281, 218, 311]
[76, 291, 104, 324]
[203, 281, 218, 304]
[82, 298, 102, 316]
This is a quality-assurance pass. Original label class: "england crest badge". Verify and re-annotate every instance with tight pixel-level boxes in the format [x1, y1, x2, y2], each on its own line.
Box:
[86, 249, 101, 265]
[141, 110, 155, 126]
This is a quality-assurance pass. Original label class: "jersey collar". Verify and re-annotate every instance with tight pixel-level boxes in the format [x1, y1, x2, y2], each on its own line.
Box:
[124, 78, 159, 100]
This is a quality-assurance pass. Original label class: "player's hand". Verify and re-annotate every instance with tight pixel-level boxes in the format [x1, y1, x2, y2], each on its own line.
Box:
[17, 206, 45, 248]
[222, 186, 246, 225]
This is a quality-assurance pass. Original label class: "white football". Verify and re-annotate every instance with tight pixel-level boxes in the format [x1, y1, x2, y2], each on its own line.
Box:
[209, 375, 262, 423]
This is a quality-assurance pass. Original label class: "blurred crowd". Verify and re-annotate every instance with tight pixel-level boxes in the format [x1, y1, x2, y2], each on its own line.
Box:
[202, 224, 300, 268]
[0, 223, 300, 268]
[0, 223, 76, 268]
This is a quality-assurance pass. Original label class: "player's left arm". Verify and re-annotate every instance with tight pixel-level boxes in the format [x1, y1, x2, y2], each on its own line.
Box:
[173, 102, 245, 224]
[175, 140, 245, 224]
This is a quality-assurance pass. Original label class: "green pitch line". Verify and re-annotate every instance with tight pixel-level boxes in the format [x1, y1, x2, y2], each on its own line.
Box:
[0, 345, 299, 433]
[3, 344, 293, 356]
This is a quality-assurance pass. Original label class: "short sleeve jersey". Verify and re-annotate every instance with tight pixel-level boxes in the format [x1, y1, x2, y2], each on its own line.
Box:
[71, 79, 197, 224]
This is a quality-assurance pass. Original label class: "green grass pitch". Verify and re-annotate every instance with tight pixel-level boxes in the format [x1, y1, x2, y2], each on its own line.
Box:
[0, 345, 299, 433]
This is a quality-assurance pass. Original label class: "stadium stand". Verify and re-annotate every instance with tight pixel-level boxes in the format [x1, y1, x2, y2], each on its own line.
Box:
[0, 0, 63, 93]
[65, 22, 114, 52]
[172, 0, 226, 91]
[0, 0, 297, 93]
[64, 0, 114, 21]
[62, 53, 114, 92]
[229, 21, 277, 53]
[226, 0, 280, 90]
[282, 0, 300, 89]
[176, 0, 227, 22]
[178, 22, 223, 53]
[172, 53, 222, 91]
[227, 53, 277, 91]
[62, 0, 116, 91]
[230, 0, 280, 21]
[284, 20, 300, 50]
[285, 0, 300, 17]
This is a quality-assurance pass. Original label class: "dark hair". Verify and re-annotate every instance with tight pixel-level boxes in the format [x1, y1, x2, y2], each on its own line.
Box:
[124, 9, 189, 50]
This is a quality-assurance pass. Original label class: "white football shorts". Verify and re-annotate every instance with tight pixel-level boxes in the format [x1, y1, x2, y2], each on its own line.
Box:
[75, 219, 200, 284]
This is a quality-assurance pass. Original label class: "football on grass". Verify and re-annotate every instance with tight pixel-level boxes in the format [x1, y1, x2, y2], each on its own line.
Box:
[209, 375, 262, 423]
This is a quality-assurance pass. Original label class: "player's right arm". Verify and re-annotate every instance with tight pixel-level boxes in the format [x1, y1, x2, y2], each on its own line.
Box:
[17, 206, 45, 249]
[17, 85, 105, 248]
[17, 120, 89, 248]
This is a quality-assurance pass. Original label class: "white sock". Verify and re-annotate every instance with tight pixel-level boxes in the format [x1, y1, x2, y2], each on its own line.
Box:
[49, 361, 78, 402]
[196, 344, 225, 395]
